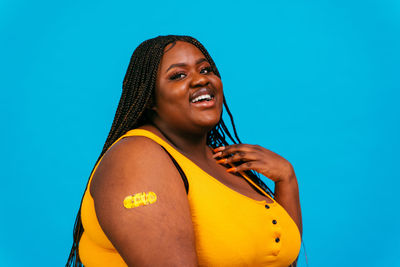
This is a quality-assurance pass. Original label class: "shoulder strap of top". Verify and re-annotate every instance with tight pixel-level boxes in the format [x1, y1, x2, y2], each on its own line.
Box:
[160, 146, 189, 194]
[122, 129, 189, 194]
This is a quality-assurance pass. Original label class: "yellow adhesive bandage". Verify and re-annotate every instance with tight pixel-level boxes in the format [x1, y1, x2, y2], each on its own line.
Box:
[123, 192, 157, 209]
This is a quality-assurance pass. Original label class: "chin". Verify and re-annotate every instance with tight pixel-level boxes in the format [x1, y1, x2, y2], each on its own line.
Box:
[194, 116, 221, 131]
[189, 106, 222, 132]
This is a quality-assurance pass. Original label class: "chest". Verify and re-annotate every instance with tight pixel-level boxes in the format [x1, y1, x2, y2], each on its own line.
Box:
[184, 167, 301, 267]
[191, 158, 274, 203]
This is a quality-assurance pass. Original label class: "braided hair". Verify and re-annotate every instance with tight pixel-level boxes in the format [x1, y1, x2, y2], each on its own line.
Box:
[66, 35, 274, 266]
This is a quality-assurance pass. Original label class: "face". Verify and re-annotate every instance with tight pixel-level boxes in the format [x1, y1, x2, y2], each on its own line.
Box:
[153, 41, 223, 134]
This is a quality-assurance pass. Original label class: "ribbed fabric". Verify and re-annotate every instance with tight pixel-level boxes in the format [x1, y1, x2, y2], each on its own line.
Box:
[79, 129, 301, 266]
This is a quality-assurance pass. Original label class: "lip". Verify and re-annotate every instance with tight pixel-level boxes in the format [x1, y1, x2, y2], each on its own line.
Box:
[190, 97, 216, 108]
[189, 87, 215, 103]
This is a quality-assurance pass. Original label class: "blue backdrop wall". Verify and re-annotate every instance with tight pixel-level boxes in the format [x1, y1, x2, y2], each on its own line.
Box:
[1, 1, 399, 266]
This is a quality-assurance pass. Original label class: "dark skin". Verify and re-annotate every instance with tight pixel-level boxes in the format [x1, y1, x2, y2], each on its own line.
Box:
[91, 41, 302, 266]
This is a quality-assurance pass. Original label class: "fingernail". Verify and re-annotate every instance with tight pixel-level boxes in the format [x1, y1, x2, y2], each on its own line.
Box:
[226, 167, 236, 172]
[216, 158, 227, 164]
[213, 147, 225, 152]
[212, 152, 222, 158]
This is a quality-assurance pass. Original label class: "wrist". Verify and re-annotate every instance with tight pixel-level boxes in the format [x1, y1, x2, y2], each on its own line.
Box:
[275, 165, 296, 184]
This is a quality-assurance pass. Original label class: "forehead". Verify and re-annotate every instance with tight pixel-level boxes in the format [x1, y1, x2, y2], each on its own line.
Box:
[159, 41, 206, 70]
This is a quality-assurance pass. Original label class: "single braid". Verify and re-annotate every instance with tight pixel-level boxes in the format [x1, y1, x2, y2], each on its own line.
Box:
[66, 35, 274, 266]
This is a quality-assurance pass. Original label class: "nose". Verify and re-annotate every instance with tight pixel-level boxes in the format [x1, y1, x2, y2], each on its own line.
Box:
[190, 71, 209, 88]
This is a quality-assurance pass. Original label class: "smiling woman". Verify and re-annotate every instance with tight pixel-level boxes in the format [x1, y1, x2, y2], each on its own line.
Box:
[66, 35, 302, 267]
[152, 41, 224, 136]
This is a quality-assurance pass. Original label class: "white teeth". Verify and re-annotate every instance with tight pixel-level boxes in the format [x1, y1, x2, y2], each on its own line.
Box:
[191, 94, 213, 103]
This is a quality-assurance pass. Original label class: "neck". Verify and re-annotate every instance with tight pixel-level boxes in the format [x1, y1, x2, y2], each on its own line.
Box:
[149, 121, 212, 162]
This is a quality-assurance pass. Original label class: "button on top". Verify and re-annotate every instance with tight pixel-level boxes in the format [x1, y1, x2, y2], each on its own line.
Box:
[265, 204, 270, 209]
[272, 219, 277, 224]
[275, 237, 280, 243]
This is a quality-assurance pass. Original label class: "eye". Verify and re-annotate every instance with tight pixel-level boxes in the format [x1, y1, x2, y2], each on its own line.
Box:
[200, 66, 213, 74]
[169, 72, 186, 80]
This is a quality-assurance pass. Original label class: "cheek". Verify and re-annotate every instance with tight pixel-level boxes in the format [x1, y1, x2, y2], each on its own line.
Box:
[156, 84, 188, 108]
[213, 77, 224, 102]
[212, 77, 223, 93]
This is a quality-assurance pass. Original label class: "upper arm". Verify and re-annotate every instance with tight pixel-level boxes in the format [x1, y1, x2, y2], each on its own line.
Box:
[90, 136, 198, 266]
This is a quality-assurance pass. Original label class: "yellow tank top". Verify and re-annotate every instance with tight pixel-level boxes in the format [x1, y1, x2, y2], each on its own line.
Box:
[79, 129, 301, 266]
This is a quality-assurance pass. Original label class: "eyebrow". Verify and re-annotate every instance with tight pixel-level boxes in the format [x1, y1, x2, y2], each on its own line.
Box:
[165, 58, 208, 73]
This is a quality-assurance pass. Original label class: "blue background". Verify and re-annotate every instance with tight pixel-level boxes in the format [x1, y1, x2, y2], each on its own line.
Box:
[1, 0, 399, 266]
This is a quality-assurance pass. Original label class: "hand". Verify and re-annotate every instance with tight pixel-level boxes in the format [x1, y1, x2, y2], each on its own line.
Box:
[213, 144, 295, 183]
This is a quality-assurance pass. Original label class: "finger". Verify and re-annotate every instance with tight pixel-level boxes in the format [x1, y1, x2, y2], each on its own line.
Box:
[213, 146, 226, 153]
[212, 151, 223, 159]
[214, 144, 247, 154]
[218, 144, 256, 158]
[226, 161, 261, 174]
[216, 151, 258, 165]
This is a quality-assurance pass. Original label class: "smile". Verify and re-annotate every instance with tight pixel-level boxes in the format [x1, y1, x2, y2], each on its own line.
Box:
[191, 94, 214, 103]
[189, 87, 216, 105]
[189, 87, 217, 108]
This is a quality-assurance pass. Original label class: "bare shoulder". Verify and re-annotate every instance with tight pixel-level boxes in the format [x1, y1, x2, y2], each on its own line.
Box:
[90, 136, 181, 197]
[90, 136, 197, 266]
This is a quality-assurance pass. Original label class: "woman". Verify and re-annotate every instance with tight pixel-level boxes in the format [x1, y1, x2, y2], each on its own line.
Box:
[67, 35, 302, 267]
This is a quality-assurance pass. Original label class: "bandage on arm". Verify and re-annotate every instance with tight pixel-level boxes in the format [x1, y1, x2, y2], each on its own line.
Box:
[90, 136, 198, 266]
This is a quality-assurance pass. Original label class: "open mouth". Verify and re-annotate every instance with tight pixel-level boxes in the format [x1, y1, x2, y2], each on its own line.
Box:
[189, 87, 216, 106]
[191, 93, 214, 103]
